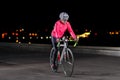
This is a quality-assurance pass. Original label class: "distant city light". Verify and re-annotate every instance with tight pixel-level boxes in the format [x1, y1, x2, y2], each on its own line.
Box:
[28, 42, 31, 44]
[8, 37, 11, 39]
[115, 31, 119, 35]
[34, 33, 37, 36]
[40, 37, 43, 39]
[16, 39, 19, 43]
[30, 37, 32, 39]
[46, 36, 49, 39]
[16, 33, 19, 36]
[29, 33, 32, 36]
[49, 36, 51, 39]
[12, 32, 15, 35]
[109, 31, 119, 35]
[2, 32, 7, 39]
[22, 37, 25, 39]
[21, 28, 24, 31]
[2, 33, 5, 39]
[3, 26, 120, 45]
[32, 33, 34, 36]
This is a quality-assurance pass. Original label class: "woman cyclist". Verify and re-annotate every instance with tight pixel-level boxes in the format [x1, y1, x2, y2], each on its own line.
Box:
[51, 12, 77, 71]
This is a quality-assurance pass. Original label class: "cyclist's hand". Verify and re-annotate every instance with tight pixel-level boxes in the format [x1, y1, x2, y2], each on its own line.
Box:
[74, 38, 79, 42]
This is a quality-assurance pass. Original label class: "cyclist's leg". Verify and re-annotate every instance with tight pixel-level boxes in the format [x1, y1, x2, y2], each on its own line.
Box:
[51, 36, 58, 70]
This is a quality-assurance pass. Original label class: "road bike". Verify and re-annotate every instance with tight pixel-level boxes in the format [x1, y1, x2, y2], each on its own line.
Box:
[50, 36, 78, 77]
[49, 31, 91, 77]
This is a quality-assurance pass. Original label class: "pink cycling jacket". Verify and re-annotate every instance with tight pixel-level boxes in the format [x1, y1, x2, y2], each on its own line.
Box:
[51, 20, 76, 39]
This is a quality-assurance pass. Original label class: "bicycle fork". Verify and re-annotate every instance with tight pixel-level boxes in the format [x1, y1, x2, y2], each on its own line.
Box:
[58, 48, 66, 64]
[57, 51, 60, 62]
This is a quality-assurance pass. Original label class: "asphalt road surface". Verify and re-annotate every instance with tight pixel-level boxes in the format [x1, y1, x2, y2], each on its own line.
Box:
[0, 43, 120, 80]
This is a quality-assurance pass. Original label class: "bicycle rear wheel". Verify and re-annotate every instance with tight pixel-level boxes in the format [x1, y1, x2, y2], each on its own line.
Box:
[50, 47, 59, 72]
[62, 48, 74, 77]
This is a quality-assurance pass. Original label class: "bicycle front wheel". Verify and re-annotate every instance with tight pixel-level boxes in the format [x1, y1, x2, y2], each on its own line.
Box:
[62, 48, 74, 77]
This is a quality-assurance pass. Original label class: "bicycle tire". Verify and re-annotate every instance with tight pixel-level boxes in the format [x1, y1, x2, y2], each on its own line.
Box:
[62, 48, 74, 77]
[49, 47, 59, 72]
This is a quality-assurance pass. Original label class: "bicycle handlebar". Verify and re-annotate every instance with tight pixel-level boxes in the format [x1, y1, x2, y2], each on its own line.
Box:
[56, 31, 91, 48]
[69, 39, 78, 47]
[57, 38, 79, 48]
[73, 41, 78, 47]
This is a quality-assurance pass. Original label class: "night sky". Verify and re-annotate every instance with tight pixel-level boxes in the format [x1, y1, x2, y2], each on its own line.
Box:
[0, 1, 120, 33]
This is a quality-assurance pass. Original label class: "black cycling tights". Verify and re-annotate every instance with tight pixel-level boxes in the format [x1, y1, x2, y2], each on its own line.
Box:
[51, 36, 58, 64]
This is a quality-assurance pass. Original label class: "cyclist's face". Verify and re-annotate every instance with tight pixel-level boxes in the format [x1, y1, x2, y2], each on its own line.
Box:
[63, 16, 69, 21]
[61, 16, 69, 23]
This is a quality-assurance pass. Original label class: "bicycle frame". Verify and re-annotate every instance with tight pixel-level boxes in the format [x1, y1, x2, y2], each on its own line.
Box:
[57, 36, 69, 64]
[50, 36, 78, 76]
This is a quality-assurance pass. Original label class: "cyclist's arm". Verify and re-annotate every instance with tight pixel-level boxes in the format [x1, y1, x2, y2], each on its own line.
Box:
[54, 24, 58, 38]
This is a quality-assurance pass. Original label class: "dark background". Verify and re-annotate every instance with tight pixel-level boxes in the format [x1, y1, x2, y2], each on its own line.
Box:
[0, 1, 120, 31]
[0, 1, 120, 46]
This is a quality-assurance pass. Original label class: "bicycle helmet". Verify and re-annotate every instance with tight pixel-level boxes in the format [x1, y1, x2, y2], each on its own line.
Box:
[59, 12, 69, 21]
